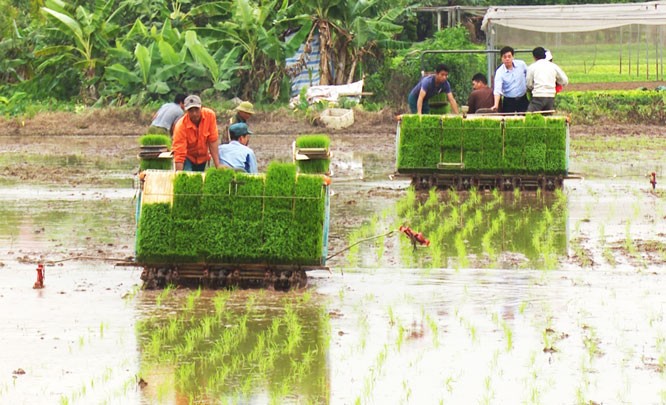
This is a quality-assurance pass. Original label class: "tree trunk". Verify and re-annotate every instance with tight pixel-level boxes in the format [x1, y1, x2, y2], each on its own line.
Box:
[334, 40, 348, 85]
[347, 56, 358, 84]
[318, 20, 331, 85]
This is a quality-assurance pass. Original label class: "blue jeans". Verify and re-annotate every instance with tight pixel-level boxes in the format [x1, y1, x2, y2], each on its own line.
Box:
[183, 158, 207, 172]
[407, 93, 430, 114]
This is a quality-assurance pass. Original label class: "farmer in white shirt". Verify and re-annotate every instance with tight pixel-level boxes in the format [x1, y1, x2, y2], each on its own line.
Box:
[526, 46, 568, 113]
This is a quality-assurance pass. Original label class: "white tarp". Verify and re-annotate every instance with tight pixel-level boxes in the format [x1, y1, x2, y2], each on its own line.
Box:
[289, 80, 364, 107]
[482, 1, 666, 33]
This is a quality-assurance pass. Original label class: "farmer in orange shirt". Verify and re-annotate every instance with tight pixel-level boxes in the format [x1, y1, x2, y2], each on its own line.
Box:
[172, 95, 221, 171]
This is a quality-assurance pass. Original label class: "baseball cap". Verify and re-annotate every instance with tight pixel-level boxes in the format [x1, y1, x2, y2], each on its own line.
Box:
[229, 122, 253, 137]
[184, 95, 202, 110]
[236, 101, 255, 114]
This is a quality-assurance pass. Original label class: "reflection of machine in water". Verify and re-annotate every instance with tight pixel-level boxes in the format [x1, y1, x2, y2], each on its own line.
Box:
[395, 113, 574, 191]
[135, 290, 329, 403]
[397, 189, 568, 269]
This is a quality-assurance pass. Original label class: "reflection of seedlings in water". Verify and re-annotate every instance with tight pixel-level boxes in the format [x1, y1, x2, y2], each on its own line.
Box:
[632, 199, 642, 220]
[396, 323, 405, 350]
[454, 233, 468, 269]
[402, 379, 412, 404]
[397, 185, 568, 270]
[512, 187, 521, 203]
[136, 291, 328, 403]
[459, 317, 477, 343]
[518, 301, 527, 315]
[361, 344, 389, 402]
[345, 215, 381, 267]
[492, 312, 514, 352]
[184, 287, 202, 312]
[155, 284, 174, 307]
[425, 313, 440, 348]
[387, 305, 396, 326]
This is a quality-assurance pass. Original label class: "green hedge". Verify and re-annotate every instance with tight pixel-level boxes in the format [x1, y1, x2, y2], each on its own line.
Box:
[136, 165, 327, 265]
[556, 90, 666, 125]
[398, 114, 568, 174]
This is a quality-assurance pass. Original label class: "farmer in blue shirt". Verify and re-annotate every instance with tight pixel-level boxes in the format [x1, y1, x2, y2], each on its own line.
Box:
[492, 46, 529, 113]
[218, 123, 258, 174]
[408, 64, 459, 115]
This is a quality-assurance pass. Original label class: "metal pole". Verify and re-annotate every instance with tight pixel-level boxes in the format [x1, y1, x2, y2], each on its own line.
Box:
[619, 26, 622, 75]
[637, 24, 641, 77]
[629, 25, 632, 76]
[487, 26, 495, 85]
[646, 25, 649, 80]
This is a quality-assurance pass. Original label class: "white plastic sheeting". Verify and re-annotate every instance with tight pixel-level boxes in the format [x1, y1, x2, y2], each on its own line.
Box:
[482, 1, 666, 33]
[289, 80, 364, 107]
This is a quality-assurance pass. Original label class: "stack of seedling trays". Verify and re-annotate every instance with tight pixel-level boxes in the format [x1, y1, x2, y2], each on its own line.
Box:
[139, 134, 173, 171]
[293, 134, 331, 175]
[396, 113, 569, 190]
[135, 162, 330, 290]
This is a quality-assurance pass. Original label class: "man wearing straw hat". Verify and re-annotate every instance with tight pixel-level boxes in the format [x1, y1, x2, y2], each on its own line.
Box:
[222, 101, 255, 143]
[172, 95, 221, 172]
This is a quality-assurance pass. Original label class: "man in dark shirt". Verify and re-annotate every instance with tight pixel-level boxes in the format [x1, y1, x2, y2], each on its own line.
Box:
[407, 64, 459, 115]
[467, 73, 494, 113]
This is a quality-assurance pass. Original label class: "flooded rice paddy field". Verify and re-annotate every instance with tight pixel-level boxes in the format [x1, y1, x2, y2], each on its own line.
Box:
[1, 130, 666, 404]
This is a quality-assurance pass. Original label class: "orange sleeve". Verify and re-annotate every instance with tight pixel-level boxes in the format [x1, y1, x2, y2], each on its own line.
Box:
[172, 118, 187, 163]
[203, 108, 219, 143]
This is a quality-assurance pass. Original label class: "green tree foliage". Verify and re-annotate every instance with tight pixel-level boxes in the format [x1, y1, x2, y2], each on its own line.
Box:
[366, 26, 484, 107]
[37, 0, 130, 102]
[292, 0, 410, 86]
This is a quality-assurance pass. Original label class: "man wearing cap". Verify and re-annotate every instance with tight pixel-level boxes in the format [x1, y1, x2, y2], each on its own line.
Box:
[222, 101, 255, 144]
[172, 95, 221, 171]
[218, 123, 258, 174]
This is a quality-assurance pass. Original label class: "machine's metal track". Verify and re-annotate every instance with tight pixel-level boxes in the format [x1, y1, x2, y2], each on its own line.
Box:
[401, 172, 566, 191]
[138, 263, 322, 290]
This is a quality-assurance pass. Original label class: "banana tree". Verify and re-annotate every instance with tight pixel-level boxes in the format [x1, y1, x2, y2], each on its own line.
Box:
[293, 0, 410, 85]
[104, 19, 240, 102]
[37, 0, 128, 101]
[199, 0, 312, 100]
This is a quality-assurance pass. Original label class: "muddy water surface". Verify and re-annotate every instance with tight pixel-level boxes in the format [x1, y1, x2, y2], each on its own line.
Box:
[1, 131, 666, 404]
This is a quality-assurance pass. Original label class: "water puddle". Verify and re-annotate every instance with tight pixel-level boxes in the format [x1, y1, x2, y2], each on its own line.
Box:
[1, 176, 666, 403]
